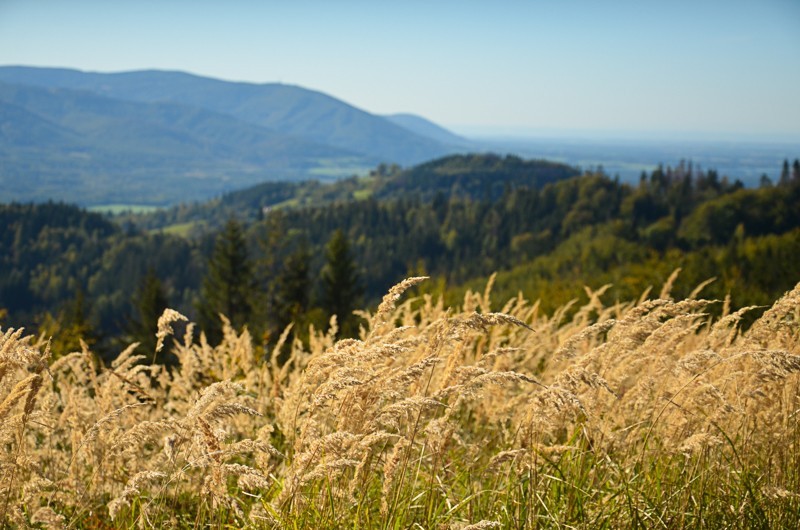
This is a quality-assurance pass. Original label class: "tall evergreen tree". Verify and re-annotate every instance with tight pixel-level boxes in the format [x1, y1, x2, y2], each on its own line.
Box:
[127, 268, 169, 360]
[252, 211, 287, 344]
[273, 242, 311, 334]
[780, 159, 791, 186]
[320, 229, 362, 337]
[267, 241, 313, 359]
[198, 219, 254, 341]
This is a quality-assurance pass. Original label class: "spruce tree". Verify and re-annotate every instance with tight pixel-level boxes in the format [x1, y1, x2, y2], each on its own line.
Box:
[320, 229, 362, 337]
[253, 211, 287, 344]
[127, 268, 169, 359]
[267, 242, 313, 359]
[273, 242, 311, 334]
[198, 219, 254, 341]
[780, 159, 791, 186]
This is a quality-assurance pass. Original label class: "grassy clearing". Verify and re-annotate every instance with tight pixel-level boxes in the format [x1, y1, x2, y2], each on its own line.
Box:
[308, 158, 372, 178]
[352, 188, 373, 200]
[1, 276, 799, 528]
[88, 204, 163, 215]
[266, 197, 301, 210]
[153, 221, 198, 238]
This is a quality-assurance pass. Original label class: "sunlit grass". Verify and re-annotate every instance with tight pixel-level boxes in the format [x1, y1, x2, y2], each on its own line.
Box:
[88, 204, 163, 215]
[2, 276, 799, 528]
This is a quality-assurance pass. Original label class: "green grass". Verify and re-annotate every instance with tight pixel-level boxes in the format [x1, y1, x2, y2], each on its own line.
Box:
[88, 204, 163, 215]
[309, 157, 372, 178]
[153, 221, 197, 238]
[268, 197, 301, 209]
[352, 188, 373, 200]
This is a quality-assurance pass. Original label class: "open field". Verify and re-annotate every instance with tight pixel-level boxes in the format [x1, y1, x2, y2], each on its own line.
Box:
[307, 158, 374, 180]
[88, 204, 163, 215]
[1, 276, 799, 528]
[154, 221, 201, 238]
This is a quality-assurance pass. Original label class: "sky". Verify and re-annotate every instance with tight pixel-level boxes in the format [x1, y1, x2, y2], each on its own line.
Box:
[1, 0, 799, 141]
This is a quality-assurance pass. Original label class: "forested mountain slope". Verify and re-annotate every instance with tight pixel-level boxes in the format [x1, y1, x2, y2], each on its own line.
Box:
[1, 155, 798, 360]
[128, 154, 581, 233]
[0, 66, 458, 165]
[0, 80, 362, 205]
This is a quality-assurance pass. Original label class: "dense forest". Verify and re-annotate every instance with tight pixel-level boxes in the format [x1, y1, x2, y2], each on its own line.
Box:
[1, 154, 799, 360]
[122, 154, 579, 233]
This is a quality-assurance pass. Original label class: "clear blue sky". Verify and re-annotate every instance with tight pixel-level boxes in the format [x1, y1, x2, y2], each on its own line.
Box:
[1, 0, 798, 140]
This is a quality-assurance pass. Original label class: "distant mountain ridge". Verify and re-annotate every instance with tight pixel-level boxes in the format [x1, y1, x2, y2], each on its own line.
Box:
[0, 65, 466, 205]
[0, 66, 460, 163]
[0, 80, 355, 204]
[384, 113, 472, 147]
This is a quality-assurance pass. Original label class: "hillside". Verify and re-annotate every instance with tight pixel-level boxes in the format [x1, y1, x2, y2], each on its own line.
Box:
[125, 154, 582, 234]
[0, 66, 460, 167]
[0, 80, 370, 205]
[1, 154, 798, 360]
[370, 153, 579, 201]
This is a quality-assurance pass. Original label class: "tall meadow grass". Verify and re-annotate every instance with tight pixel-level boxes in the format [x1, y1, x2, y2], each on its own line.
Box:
[1, 275, 799, 528]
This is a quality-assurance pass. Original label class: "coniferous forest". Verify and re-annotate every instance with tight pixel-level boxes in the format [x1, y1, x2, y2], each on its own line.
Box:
[1, 154, 799, 360]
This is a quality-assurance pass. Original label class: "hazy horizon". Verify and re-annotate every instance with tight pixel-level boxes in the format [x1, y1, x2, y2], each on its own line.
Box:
[1, 0, 798, 141]
[451, 125, 800, 144]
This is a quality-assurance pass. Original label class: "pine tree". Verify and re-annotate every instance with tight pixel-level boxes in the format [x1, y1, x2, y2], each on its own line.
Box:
[780, 159, 791, 186]
[274, 243, 311, 331]
[268, 242, 312, 358]
[252, 211, 287, 344]
[127, 268, 169, 360]
[198, 219, 254, 341]
[320, 229, 362, 338]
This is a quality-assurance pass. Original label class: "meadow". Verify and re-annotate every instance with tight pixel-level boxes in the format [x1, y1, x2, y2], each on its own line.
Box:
[1, 274, 799, 529]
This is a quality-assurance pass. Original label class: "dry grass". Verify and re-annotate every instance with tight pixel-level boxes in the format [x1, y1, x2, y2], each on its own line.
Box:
[1, 274, 799, 528]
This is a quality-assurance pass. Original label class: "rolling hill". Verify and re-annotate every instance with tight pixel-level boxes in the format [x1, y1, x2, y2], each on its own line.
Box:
[0, 66, 468, 205]
[124, 154, 583, 234]
[0, 66, 460, 167]
[0, 80, 362, 205]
